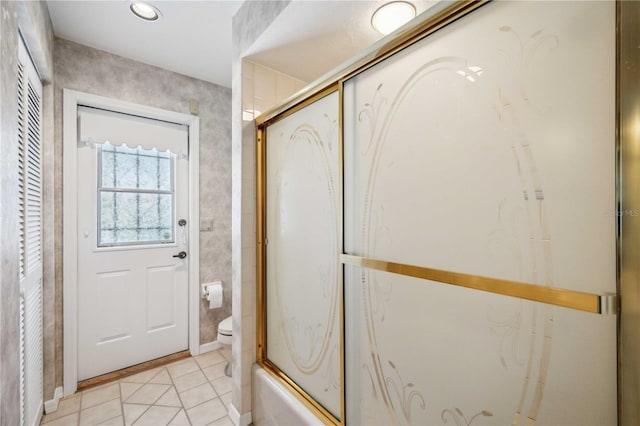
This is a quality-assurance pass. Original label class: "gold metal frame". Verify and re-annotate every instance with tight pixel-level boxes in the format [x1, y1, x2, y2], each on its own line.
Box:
[261, 359, 341, 425]
[256, 0, 625, 424]
[256, 125, 266, 363]
[618, 1, 639, 424]
[338, 80, 346, 425]
[256, 86, 343, 425]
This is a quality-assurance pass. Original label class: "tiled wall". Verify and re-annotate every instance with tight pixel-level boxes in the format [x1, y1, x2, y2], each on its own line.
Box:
[241, 60, 307, 120]
[230, 1, 300, 422]
[52, 38, 232, 390]
[233, 59, 306, 419]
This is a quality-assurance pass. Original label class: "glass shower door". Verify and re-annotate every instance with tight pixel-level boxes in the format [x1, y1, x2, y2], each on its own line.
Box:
[343, 1, 616, 424]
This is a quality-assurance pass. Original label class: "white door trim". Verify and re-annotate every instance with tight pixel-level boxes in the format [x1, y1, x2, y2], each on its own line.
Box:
[63, 89, 200, 396]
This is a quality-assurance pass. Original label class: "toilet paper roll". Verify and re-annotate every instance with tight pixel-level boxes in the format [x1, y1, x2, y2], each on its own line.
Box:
[206, 283, 223, 309]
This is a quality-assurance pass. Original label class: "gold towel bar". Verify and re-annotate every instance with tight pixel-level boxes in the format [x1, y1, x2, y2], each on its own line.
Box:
[340, 254, 618, 315]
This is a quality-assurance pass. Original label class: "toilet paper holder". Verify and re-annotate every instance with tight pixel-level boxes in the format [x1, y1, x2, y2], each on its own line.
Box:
[201, 281, 221, 298]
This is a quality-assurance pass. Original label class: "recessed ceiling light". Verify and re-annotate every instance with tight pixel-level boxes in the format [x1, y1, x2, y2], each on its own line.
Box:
[130, 1, 161, 22]
[371, 1, 417, 35]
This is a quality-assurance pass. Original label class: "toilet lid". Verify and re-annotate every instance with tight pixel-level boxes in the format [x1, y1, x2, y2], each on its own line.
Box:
[219, 316, 232, 335]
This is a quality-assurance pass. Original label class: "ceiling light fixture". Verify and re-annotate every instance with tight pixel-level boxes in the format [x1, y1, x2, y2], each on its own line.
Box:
[130, 1, 161, 22]
[371, 1, 417, 35]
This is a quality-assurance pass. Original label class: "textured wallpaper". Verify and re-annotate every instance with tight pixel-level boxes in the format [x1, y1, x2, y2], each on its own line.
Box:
[52, 38, 232, 389]
[0, 3, 24, 423]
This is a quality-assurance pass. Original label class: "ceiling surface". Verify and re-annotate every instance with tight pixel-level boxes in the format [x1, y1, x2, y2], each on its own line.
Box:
[247, 0, 439, 83]
[46, 0, 243, 88]
[47, 0, 439, 88]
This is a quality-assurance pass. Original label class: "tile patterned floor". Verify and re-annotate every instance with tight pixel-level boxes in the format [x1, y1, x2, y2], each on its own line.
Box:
[41, 348, 234, 426]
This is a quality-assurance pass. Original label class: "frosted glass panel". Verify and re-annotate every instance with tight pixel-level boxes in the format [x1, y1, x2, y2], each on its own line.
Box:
[101, 142, 171, 191]
[99, 192, 173, 245]
[98, 142, 174, 247]
[344, 0, 615, 296]
[265, 91, 341, 418]
[345, 266, 617, 425]
[343, 1, 616, 425]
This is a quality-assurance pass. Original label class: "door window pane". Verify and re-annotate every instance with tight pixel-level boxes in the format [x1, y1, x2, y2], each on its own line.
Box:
[98, 143, 174, 247]
[101, 142, 171, 191]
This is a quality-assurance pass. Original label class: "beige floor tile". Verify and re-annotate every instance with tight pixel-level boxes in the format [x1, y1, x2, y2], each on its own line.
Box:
[168, 409, 190, 426]
[122, 404, 149, 426]
[42, 412, 79, 426]
[98, 415, 124, 425]
[41, 354, 242, 426]
[122, 368, 161, 384]
[132, 406, 179, 426]
[186, 399, 227, 426]
[173, 370, 207, 393]
[126, 383, 170, 405]
[179, 383, 216, 410]
[155, 387, 182, 407]
[41, 394, 81, 423]
[217, 393, 231, 411]
[82, 383, 120, 410]
[148, 369, 172, 385]
[210, 376, 232, 397]
[167, 359, 199, 379]
[201, 363, 226, 382]
[219, 348, 231, 361]
[194, 351, 225, 369]
[120, 383, 143, 402]
[79, 398, 122, 426]
[207, 416, 233, 426]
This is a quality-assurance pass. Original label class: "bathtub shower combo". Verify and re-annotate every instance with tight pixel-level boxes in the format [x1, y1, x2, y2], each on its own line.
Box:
[251, 1, 634, 425]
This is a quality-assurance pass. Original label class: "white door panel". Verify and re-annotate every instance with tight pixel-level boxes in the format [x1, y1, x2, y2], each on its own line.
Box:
[77, 108, 189, 380]
[94, 270, 130, 343]
[147, 265, 179, 332]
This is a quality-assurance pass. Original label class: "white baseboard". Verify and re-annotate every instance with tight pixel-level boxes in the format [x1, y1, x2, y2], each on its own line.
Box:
[44, 386, 64, 414]
[199, 341, 223, 354]
[239, 410, 253, 426]
[229, 403, 252, 426]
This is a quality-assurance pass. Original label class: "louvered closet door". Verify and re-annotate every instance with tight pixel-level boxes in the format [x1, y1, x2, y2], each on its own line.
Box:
[18, 36, 44, 426]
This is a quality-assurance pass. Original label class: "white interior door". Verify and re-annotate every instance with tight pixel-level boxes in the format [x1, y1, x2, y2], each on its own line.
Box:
[76, 107, 189, 380]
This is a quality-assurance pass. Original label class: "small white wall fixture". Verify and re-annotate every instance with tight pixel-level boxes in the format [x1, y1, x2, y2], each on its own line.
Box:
[63, 89, 201, 396]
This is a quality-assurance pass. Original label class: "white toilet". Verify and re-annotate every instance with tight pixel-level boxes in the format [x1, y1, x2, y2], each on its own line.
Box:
[217, 316, 232, 376]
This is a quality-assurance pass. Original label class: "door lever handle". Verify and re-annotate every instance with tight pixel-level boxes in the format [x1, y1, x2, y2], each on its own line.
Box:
[173, 251, 187, 259]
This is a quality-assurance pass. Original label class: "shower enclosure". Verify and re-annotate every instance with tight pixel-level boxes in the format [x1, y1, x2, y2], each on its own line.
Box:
[254, 1, 638, 424]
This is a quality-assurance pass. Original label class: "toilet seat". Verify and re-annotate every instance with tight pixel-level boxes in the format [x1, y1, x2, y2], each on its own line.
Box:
[216, 315, 232, 377]
[218, 316, 232, 336]
[217, 316, 232, 346]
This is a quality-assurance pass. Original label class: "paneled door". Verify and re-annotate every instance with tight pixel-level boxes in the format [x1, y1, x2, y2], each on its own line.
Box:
[76, 107, 189, 380]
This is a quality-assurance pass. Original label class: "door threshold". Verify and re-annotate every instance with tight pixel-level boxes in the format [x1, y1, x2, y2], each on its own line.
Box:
[77, 350, 191, 392]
